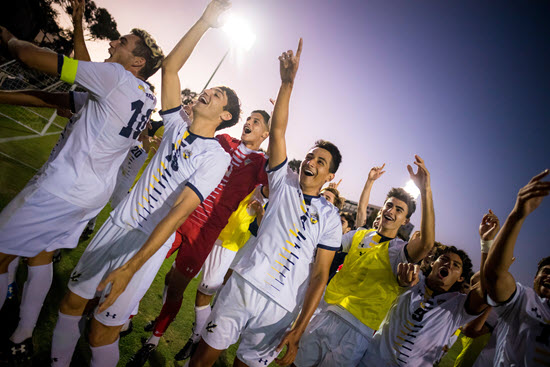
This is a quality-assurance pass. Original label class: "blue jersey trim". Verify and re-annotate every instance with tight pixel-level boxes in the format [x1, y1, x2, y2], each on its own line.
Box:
[317, 244, 339, 251]
[185, 182, 204, 202]
[57, 53, 64, 76]
[159, 105, 182, 115]
[303, 193, 320, 206]
[69, 91, 76, 113]
[266, 158, 288, 173]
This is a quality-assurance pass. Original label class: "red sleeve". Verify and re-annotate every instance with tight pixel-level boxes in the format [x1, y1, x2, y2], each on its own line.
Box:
[257, 156, 268, 185]
[215, 134, 237, 154]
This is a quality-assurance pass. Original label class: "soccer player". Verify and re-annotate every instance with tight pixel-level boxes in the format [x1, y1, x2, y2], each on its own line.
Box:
[0, 17, 163, 360]
[358, 210, 497, 366]
[294, 156, 435, 367]
[128, 107, 270, 364]
[188, 38, 343, 367]
[48, 0, 241, 366]
[483, 169, 550, 366]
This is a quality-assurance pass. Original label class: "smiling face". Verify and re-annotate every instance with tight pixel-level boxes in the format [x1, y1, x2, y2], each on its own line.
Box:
[106, 34, 144, 70]
[427, 252, 465, 292]
[240, 112, 268, 149]
[193, 87, 232, 126]
[377, 197, 409, 236]
[534, 264, 550, 299]
[299, 147, 335, 195]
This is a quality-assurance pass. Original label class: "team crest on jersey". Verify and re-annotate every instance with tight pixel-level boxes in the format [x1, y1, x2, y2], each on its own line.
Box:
[310, 212, 319, 224]
[182, 149, 192, 159]
[244, 158, 252, 165]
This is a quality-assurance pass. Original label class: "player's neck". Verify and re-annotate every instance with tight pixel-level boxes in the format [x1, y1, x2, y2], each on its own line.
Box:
[300, 183, 321, 197]
[377, 225, 398, 239]
[242, 139, 261, 151]
[188, 118, 217, 138]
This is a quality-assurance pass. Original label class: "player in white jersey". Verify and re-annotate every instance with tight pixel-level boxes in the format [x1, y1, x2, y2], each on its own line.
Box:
[189, 39, 342, 367]
[0, 21, 164, 361]
[49, 1, 242, 366]
[483, 169, 550, 366]
[359, 211, 498, 366]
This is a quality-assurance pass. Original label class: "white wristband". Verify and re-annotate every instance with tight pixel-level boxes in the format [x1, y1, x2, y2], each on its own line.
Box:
[480, 239, 494, 254]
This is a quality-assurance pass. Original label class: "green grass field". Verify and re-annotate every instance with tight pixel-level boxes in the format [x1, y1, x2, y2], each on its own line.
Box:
[0, 104, 471, 366]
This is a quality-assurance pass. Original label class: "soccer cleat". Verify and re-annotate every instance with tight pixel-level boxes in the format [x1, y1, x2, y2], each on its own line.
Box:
[78, 227, 94, 242]
[174, 338, 198, 361]
[119, 320, 133, 337]
[52, 250, 62, 264]
[7, 337, 33, 364]
[126, 341, 156, 367]
[143, 318, 157, 332]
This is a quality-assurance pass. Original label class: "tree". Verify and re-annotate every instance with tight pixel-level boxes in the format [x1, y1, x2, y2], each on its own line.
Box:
[0, 0, 119, 56]
[288, 159, 302, 173]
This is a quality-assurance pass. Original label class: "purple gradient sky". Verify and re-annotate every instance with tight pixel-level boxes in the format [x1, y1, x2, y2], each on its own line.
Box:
[88, 0, 549, 286]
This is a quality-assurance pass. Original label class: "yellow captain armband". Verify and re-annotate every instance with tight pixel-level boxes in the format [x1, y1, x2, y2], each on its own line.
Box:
[60, 56, 79, 84]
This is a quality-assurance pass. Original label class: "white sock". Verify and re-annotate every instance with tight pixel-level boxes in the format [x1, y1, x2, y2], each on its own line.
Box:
[0, 273, 8, 311]
[7, 257, 19, 284]
[90, 339, 119, 367]
[121, 318, 132, 332]
[10, 263, 53, 343]
[192, 305, 211, 343]
[147, 334, 161, 346]
[51, 312, 82, 367]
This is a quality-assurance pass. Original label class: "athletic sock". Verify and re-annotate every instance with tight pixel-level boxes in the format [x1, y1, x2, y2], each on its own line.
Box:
[192, 305, 211, 343]
[153, 297, 183, 337]
[121, 316, 133, 332]
[10, 262, 53, 343]
[0, 273, 8, 311]
[146, 334, 161, 346]
[90, 339, 119, 367]
[51, 312, 82, 367]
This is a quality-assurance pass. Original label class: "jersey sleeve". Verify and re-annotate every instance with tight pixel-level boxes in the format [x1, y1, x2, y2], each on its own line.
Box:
[488, 282, 524, 318]
[388, 241, 409, 275]
[267, 158, 293, 192]
[317, 210, 343, 251]
[58, 55, 123, 98]
[69, 91, 89, 113]
[186, 148, 230, 202]
[341, 230, 356, 253]
[159, 106, 188, 130]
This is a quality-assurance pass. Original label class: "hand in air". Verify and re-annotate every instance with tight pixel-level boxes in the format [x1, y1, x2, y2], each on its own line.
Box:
[513, 169, 550, 219]
[200, 0, 231, 28]
[397, 263, 420, 287]
[479, 209, 500, 241]
[407, 155, 430, 192]
[279, 38, 303, 84]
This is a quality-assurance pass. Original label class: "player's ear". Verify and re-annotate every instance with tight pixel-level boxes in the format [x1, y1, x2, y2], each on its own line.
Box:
[326, 173, 335, 183]
[220, 111, 232, 123]
[133, 56, 146, 69]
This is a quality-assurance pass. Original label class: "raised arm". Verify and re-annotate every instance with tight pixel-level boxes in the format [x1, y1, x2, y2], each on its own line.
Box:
[161, 0, 230, 111]
[1, 26, 59, 76]
[268, 39, 302, 169]
[356, 164, 386, 228]
[484, 169, 550, 303]
[405, 155, 435, 262]
[71, 0, 91, 61]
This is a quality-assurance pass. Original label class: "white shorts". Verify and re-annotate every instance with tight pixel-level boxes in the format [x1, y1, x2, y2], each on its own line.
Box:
[68, 217, 173, 326]
[0, 184, 103, 257]
[201, 273, 298, 366]
[198, 241, 237, 296]
[294, 310, 372, 367]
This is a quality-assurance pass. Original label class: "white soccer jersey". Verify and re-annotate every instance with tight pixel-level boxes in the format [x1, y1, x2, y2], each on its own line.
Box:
[489, 282, 550, 366]
[362, 275, 478, 366]
[40, 57, 157, 209]
[110, 141, 147, 208]
[111, 106, 231, 235]
[472, 310, 498, 367]
[232, 159, 342, 312]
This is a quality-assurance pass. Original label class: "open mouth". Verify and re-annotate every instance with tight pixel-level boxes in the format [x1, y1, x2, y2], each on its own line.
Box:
[439, 267, 449, 278]
[198, 95, 208, 104]
[542, 282, 550, 290]
[243, 126, 251, 134]
[383, 214, 393, 222]
[304, 169, 314, 177]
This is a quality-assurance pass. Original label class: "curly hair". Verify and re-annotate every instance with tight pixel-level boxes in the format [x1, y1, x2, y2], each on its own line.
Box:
[130, 28, 164, 80]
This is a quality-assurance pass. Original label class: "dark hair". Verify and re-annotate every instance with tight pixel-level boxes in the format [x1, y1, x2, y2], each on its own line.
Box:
[537, 256, 550, 274]
[251, 109, 271, 130]
[216, 86, 241, 131]
[312, 140, 342, 174]
[427, 245, 474, 293]
[130, 29, 164, 80]
[340, 212, 355, 229]
[385, 187, 416, 218]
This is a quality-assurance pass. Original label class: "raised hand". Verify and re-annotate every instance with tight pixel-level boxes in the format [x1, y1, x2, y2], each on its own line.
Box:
[247, 199, 264, 216]
[71, 0, 85, 23]
[479, 209, 500, 241]
[279, 38, 303, 84]
[407, 155, 430, 192]
[513, 169, 550, 219]
[397, 263, 420, 287]
[328, 179, 342, 190]
[368, 163, 386, 182]
[200, 0, 231, 28]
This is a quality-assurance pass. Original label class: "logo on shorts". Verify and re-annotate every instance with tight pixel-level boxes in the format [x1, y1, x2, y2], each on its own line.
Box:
[206, 321, 217, 333]
[105, 312, 117, 319]
[70, 271, 82, 282]
[258, 358, 268, 365]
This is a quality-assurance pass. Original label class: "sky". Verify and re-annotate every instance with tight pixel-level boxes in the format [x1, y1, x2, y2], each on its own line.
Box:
[77, 0, 550, 286]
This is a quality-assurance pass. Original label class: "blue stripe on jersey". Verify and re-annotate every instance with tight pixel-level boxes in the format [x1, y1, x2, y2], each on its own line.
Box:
[317, 244, 339, 251]
[303, 193, 320, 206]
[57, 53, 64, 75]
[159, 106, 182, 115]
[186, 182, 204, 202]
[266, 158, 288, 173]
